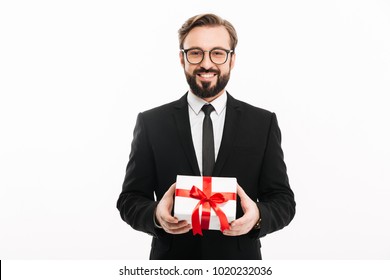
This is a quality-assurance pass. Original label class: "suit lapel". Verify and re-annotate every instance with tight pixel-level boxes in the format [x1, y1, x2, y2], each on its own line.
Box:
[213, 93, 242, 176]
[173, 93, 201, 176]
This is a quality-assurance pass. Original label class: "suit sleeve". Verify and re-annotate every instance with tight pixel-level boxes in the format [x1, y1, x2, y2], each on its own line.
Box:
[116, 113, 161, 237]
[256, 113, 296, 238]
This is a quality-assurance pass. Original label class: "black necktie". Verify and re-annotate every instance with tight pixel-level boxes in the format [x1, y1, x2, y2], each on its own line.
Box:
[202, 104, 215, 176]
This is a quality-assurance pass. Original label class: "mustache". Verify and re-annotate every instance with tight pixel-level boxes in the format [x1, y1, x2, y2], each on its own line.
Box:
[193, 67, 220, 75]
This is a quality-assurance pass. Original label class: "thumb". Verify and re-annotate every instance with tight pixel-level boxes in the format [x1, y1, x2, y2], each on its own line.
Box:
[157, 183, 178, 223]
[236, 184, 255, 213]
[236, 184, 249, 200]
[164, 183, 176, 198]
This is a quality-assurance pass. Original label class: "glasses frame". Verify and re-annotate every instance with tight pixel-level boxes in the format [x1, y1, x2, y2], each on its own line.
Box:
[181, 47, 234, 65]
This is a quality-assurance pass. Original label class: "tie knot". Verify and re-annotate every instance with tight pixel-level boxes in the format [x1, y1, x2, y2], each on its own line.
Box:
[201, 104, 215, 117]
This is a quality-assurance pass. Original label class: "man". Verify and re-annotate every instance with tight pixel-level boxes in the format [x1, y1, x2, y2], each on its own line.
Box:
[117, 13, 295, 260]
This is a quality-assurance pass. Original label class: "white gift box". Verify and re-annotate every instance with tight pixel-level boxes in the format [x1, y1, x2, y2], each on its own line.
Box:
[174, 175, 237, 233]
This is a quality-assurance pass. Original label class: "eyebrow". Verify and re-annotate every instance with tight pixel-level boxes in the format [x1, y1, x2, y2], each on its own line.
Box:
[184, 46, 230, 50]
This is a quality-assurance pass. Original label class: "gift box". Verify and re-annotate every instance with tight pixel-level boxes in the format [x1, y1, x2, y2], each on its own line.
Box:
[174, 175, 237, 235]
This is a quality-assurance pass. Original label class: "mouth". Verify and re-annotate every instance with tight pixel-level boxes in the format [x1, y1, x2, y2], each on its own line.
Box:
[197, 72, 217, 81]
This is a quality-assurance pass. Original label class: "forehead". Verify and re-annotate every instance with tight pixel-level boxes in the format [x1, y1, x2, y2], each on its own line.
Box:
[183, 26, 231, 49]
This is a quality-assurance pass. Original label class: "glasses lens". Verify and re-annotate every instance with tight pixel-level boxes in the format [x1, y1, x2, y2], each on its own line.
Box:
[186, 49, 203, 64]
[210, 49, 228, 64]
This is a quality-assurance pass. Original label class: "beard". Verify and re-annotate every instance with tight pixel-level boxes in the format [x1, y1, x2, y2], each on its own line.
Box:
[185, 67, 230, 99]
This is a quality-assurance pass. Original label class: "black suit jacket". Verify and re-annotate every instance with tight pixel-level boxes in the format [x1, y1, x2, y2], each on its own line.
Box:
[117, 93, 295, 259]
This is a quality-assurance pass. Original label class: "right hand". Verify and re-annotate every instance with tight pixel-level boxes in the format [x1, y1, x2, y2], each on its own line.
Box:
[155, 183, 192, 234]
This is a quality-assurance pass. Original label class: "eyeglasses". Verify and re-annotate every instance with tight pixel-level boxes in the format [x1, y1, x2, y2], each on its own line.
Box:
[181, 48, 234, 65]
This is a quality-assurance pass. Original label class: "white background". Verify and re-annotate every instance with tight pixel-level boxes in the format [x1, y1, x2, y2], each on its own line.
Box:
[1, 0, 389, 260]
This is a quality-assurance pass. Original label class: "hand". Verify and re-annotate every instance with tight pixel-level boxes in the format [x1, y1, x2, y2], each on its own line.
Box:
[155, 183, 192, 234]
[223, 185, 260, 236]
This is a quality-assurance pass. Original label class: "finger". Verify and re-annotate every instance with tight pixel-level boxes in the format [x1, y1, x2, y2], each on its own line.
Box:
[161, 214, 178, 224]
[223, 224, 249, 236]
[163, 222, 191, 234]
[236, 185, 249, 199]
[157, 205, 178, 223]
[223, 220, 241, 234]
[156, 183, 177, 225]
[163, 219, 188, 230]
[227, 216, 253, 235]
[231, 211, 254, 226]
[230, 216, 246, 228]
[156, 206, 177, 225]
[165, 183, 176, 197]
[223, 228, 241, 236]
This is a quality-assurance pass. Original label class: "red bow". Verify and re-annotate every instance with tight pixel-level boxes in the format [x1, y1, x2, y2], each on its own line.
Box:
[175, 177, 236, 236]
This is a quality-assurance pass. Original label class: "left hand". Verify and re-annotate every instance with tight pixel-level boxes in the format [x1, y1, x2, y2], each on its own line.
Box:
[223, 185, 260, 236]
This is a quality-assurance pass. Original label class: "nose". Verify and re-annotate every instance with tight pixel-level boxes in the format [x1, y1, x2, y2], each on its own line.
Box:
[199, 51, 214, 69]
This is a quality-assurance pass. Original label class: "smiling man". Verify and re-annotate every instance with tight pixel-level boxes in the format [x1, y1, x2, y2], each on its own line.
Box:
[181, 25, 234, 101]
[117, 14, 295, 260]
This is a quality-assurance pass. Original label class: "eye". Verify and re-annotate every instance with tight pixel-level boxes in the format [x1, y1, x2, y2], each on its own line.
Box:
[211, 50, 225, 56]
[188, 50, 202, 56]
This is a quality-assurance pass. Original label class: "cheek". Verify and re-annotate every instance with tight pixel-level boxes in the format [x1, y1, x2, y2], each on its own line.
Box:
[185, 64, 197, 75]
[219, 65, 231, 75]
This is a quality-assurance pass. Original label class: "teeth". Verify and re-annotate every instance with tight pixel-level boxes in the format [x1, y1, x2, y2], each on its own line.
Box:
[200, 74, 215, 78]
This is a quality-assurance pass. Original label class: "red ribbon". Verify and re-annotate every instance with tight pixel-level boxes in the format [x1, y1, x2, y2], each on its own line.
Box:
[175, 177, 236, 236]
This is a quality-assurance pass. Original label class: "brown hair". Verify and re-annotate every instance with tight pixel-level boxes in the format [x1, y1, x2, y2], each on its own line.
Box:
[178, 13, 238, 51]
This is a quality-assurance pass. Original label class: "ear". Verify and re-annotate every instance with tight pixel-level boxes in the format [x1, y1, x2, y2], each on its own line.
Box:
[230, 52, 236, 70]
[179, 51, 185, 68]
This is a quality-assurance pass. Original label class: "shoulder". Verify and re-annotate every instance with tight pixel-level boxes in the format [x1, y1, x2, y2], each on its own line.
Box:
[139, 93, 187, 119]
[227, 93, 274, 119]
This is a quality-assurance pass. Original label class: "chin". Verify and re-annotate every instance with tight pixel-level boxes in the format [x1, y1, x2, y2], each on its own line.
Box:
[197, 81, 215, 88]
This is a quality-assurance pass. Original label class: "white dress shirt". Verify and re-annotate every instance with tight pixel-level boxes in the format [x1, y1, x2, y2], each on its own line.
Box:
[187, 90, 227, 175]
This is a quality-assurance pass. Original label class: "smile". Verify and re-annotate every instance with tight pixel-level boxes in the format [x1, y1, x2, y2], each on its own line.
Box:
[197, 73, 217, 79]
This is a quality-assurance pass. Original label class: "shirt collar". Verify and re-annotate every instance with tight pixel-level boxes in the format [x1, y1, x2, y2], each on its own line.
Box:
[187, 90, 227, 116]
